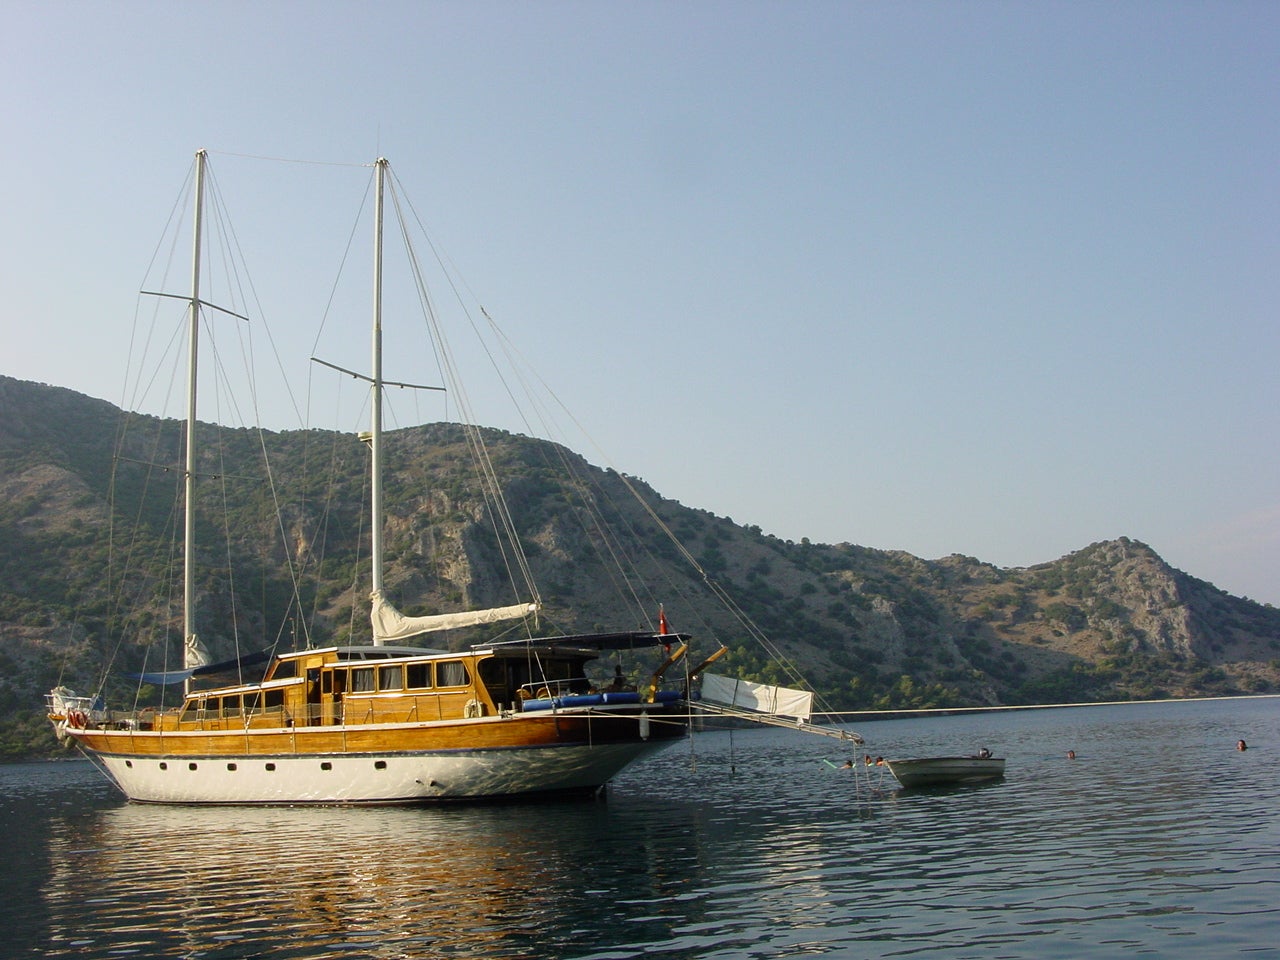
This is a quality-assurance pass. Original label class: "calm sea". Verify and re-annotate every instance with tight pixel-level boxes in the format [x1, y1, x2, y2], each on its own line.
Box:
[2, 698, 1275, 959]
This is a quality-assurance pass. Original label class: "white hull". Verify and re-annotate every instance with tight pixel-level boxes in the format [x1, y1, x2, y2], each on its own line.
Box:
[95, 739, 676, 804]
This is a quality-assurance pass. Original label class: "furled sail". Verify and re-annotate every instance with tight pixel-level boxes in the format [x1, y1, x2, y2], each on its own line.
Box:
[699, 673, 814, 721]
[185, 632, 213, 669]
[370, 590, 538, 643]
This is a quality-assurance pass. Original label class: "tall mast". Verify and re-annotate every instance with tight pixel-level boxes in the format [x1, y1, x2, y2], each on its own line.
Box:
[183, 149, 206, 683]
[371, 157, 387, 644]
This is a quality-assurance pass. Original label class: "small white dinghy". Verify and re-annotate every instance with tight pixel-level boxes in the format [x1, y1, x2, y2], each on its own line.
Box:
[884, 754, 1006, 787]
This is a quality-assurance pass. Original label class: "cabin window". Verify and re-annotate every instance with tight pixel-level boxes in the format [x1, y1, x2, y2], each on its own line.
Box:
[478, 659, 514, 705]
[406, 664, 432, 689]
[272, 660, 297, 679]
[244, 692, 261, 714]
[221, 695, 242, 718]
[437, 660, 470, 688]
[264, 690, 284, 709]
[378, 665, 403, 691]
[351, 667, 376, 693]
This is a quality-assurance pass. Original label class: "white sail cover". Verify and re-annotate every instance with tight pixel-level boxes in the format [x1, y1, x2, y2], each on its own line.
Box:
[184, 632, 213, 669]
[700, 673, 814, 721]
[370, 590, 538, 643]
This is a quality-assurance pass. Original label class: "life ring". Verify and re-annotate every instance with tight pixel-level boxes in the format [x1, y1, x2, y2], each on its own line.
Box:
[66, 708, 88, 730]
[463, 699, 486, 718]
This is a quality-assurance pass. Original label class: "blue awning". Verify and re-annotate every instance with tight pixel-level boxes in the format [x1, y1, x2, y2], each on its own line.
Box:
[127, 649, 273, 686]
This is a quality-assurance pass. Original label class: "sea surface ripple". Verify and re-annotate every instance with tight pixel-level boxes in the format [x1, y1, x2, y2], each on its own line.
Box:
[2, 697, 1275, 958]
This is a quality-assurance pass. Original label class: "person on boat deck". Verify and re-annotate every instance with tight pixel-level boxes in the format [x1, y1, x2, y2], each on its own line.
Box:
[977, 747, 992, 759]
[607, 664, 632, 692]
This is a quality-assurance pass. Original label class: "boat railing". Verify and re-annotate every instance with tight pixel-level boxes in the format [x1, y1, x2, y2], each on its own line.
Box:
[46, 688, 108, 721]
[518, 678, 593, 700]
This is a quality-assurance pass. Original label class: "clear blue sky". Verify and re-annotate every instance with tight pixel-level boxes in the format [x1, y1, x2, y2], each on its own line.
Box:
[3, 1, 1277, 605]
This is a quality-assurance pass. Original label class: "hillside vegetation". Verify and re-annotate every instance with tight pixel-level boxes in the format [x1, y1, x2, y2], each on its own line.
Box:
[2, 375, 1278, 759]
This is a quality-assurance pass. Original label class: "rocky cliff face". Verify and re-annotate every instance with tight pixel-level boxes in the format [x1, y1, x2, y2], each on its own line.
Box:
[1, 375, 1277, 758]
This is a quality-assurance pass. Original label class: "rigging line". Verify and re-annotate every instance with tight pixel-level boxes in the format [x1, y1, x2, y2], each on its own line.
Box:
[384, 167, 542, 541]
[203, 160, 309, 430]
[350, 449, 372, 642]
[104, 441, 177, 707]
[302, 368, 373, 647]
[207, 149, 370, 168]
[389, 183, 697, 633]
[461, 422, 540, 604]
[103, 382, 188, 694]
[384, 177, 540, 608]
[698, 578, 838, 719]
[201, 314, 253, 430]
[583, 448, 802, 657]
[461, 318, 716, 626]
[463, 308, 706, 593]
[107, 415, 170, 658]
[196, 191, 325, 652]
[214, 252, 315, 650]
[303, 380, 357, 643]
[127, 165, 194, 417]
[532, 423, 686, 625]
[536, 445, 656, 623]
[459, 309, 666, 625]
[127, 312, 187, 423]
[308, 170, 373, 360]
[257, 424, 314, 652]
[209, 400, 246, 677]
[377, 166, 774, 649]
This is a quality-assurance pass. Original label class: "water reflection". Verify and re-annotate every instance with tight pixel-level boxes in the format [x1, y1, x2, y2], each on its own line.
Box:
[41, 799, 713, 959]
[11, 698, 1280, 959]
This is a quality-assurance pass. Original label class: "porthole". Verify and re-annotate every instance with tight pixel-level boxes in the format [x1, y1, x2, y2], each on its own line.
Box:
[124, 760, 133, 769]
[159, 762, 168, 771]
[320, 761, 333, 771]
[227, 763, 237, 771]
[265, 763, 276, 772]
[188, 762, 198, 771]
[374, 760, 387, 770]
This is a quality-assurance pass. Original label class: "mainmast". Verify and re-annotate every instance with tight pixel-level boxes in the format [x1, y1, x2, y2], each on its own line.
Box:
[370, 157, 387, 644]
[183, 149, 207, 687]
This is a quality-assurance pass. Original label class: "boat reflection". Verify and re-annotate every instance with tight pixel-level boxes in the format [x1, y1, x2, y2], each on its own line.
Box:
[42, 800, 648, 958]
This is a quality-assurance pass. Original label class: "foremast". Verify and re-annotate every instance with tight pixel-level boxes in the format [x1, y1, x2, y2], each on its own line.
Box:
[369, 157, 388, 634]
[183, 149, 212, 689]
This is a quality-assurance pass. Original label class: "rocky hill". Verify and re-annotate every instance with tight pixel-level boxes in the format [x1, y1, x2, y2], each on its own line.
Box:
[1, 375, 1277, 758]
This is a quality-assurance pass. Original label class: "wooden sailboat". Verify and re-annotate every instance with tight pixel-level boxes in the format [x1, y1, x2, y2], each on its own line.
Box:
[45, 152, 695, 804]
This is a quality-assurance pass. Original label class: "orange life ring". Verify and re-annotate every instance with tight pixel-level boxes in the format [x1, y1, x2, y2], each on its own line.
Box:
[66, 708, 88, 730]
